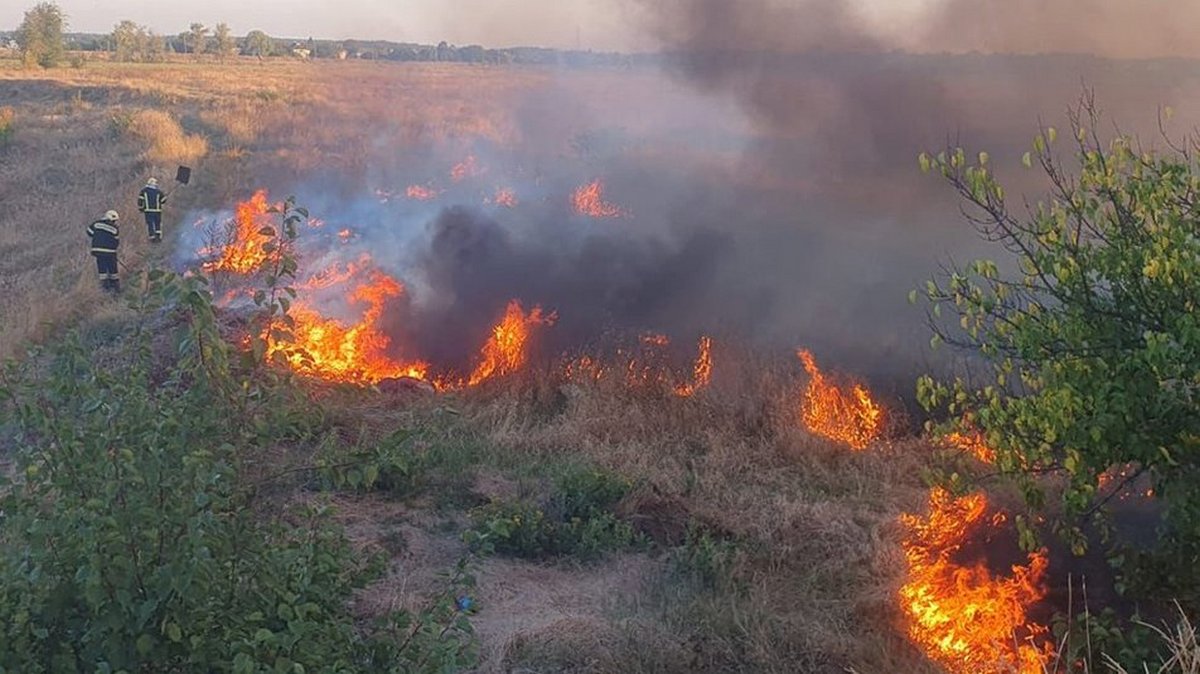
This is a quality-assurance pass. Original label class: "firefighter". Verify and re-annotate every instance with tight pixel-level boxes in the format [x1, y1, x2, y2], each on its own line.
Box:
[87, 210, 120, 293]
[138, 177, 166, 242]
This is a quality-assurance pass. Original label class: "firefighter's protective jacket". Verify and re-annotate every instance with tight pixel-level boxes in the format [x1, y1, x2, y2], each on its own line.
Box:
[138, 186, 166, 213]
[87, 218, 119, 254]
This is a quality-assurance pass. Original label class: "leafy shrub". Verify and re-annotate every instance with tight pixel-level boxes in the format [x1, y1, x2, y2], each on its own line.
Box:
[466, 467, 641, 560]
[916, 96, 1200, 610]
[670, 525, 742, 591]
[315, 428, 431, 497]
[0, 230, 474, 670]
[554, 466, 632, 520]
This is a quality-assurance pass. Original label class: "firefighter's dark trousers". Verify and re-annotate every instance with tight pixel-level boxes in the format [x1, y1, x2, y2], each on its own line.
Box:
[144, 211, 162, 241]
[94, 252, 119, 292]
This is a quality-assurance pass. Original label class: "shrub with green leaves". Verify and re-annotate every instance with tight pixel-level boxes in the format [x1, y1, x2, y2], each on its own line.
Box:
[670, 525, 742, 592]
[915, 95, 1200, 610]
[466, 467, 641, 560]
[315, 428, 431, 497]
[0, 200, 475, 672]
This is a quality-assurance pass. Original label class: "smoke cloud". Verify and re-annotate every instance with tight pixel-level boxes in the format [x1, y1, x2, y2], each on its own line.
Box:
[177, 0, 1200, 404]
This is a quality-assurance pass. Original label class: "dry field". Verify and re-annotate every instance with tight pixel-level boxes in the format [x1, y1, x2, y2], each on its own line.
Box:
[6, 55, 1192, 673]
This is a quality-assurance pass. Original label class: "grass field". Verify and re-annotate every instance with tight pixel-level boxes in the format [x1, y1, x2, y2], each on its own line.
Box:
[2, 55, 1193, 673]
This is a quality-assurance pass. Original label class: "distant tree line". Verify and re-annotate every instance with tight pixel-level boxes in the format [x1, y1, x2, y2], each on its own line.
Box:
[7, 1, 638, 68]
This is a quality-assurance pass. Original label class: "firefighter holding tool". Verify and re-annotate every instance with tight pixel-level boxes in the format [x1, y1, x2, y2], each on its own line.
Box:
[138, 177, 166, 242]
[87, 210, 120, 293]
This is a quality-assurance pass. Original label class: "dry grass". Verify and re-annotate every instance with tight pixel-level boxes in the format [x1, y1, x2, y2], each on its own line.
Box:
[124, 108, 208, 165]
[451, 370, 936, 673]
[1105, 606, 1200, 674]
[0, 58, 566, 359]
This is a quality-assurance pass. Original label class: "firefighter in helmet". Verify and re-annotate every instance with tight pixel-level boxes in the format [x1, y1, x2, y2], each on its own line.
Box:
[138, 177, 166, 242]
[87, 210, 120, 293]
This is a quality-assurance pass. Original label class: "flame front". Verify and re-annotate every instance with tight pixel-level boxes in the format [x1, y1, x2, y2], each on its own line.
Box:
[571, 179, 627, 218]
[268, 269, 428, 384]
[675, 336, 713, 397]
[464, 300, 555, 387]
[900, 488, 1053, 674]
[406, 184, 439, 201]
[797, 349, 882, 450]
[203, 189, 276, 274]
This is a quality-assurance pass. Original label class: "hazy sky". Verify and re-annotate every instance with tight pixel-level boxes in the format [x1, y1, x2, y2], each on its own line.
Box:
[1, 0, 937, 51]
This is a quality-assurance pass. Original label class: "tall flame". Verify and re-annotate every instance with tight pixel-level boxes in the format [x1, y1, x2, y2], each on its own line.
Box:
[571, 179, 627, 218]
[797, 349, 883, 450]
[675, 336, 714, 397]
[268, 269, 428, 384]
[899, 488, 1053, 674]
[465, 300, 555, 387]
[203, 189, 276, 274]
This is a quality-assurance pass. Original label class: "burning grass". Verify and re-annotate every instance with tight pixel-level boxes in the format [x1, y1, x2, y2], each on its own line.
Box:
[797, 348, 884, 450]
[899, 488, 1053, 674]
[571, 179, 627, 218]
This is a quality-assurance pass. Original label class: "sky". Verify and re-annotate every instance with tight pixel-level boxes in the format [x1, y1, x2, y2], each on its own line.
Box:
[1, 0, 936, 51]
[5, 0, 1197, 59]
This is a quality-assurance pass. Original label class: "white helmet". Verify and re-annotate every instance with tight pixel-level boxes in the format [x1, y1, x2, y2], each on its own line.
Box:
[105, 210, 119, 221]
[146, 177, 158, 187]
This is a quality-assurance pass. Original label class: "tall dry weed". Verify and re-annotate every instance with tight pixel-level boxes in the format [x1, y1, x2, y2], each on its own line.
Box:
[125, 109, 207, 165]
[0, 106, 13, 142]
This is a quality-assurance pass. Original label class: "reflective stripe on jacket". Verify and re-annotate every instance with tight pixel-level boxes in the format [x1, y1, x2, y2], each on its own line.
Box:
[138, 187, 166, 213]
[87, 219, 119, 253]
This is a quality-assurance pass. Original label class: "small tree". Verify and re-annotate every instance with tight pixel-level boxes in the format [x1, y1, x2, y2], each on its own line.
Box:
[213, 21, 236, 60]
[16, 2, 66, 68]
[186, 21, 208, 56]
[243, 29, 273, 57]
[916, 93, 1200, 609]
[112, 20, 164, 63]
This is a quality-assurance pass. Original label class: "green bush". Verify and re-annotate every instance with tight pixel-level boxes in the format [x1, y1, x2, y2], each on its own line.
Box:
[916, 97, 1200, 610]
[465, 467, 641, 560]
[669, 525, 741, 592]
[0, 209, 475, 671]
[315, 428, 431, 497]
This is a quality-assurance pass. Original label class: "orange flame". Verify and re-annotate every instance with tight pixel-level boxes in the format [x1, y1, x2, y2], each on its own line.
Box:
[203, 189, 277, 274]
[297, 255, 371, 291]
[899, 488, 1053, 674]
[464, 300, 556, 387]
[492, 187, 518, 208]
[675, 336, 713, 397]
[571, 179, 627, 218]
[269, 269, 428, 384]
[451, 155, 483, 182]
[406, 184, 439, 201]
[797, 349, 883, 450]
[945, 431, 998, 464]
